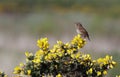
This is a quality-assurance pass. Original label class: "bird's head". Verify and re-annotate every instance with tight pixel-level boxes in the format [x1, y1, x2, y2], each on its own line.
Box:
[75, 22, 82, 28]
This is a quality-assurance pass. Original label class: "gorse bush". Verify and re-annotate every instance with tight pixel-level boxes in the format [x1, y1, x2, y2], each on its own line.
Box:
[13, 34, 116, 77]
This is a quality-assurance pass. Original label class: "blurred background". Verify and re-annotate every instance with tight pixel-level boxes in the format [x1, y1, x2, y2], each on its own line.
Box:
[0, 0, 120, 76]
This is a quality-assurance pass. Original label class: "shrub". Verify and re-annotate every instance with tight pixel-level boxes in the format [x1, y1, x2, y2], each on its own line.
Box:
[13, 34, 116, 77]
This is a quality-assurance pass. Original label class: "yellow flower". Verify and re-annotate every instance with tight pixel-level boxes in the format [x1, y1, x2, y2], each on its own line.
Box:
[57, 41, 63, 46]
[112, 61, 116, 65]
[64, 43, 70, 48]
[57, 52, 63, 57]
[52, 53, 57, 58]
[14, 66, 21, 71]
[97, 71, 101, 76]
[75, 52, 81, 59]
[47, 53, 52, 60]
[33, 58, 41, 64]
[37, 38, 49, 50]
[105, 55, 112, 61]
[56, 73, 62, 77]
[50, 49, 56, 53]
[92, 60, 96, 63]
[35, 50, 44, 56]
[25, 51, 30, 57]
[44, 56, 48, 61]
[44, 53, 55, 61]
[67, 49, 73, 54]
[25, 52, 33, 57]
[109, 64, 113, 69]
[13, 66, 21, 74]
[53, 44, 59, 49]
[27, 70, 31, 75]
[87, 68, 93, 74]
[97, 58, 102, 63]
[20, 63, 24, 67]
[103, 70, 107, 75]
[56, 49, 64, 53]
[82, 54, 91, 61]
[71, 54, 75, 59]
[71, 34, 86, 49]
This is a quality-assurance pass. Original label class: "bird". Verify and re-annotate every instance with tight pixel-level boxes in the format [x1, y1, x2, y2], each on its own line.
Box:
[75, 22, 90, 41]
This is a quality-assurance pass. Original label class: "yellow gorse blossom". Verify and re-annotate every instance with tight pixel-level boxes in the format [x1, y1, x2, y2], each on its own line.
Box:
[56, 74, 62, 77]
[25, 52, 30, 57]
[13, 66, 21, 74]
[97, 71, 101, 76]
[37, 37, 49, 50]
[86, 68, 93, 74]
[57, 41, 63, 46]
[27, 70, 31, 75]
[103, 70, 107, 75]
[57, 51, 64, 57]
[96, 55, 116, 70]
[71, 34, 86, 49]
[75, 52, 81, 59]
[35, 50, 44, 56]
[32, 58, 41, 64]
[82, 54, 91, 61]
[25, 52, 33, 58]
[19, 63, 24, 68]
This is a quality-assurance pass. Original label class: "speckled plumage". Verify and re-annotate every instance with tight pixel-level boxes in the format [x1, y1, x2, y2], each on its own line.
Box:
[75, 22, 90, 41]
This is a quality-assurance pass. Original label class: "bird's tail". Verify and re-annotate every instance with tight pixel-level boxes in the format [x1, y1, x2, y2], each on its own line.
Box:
[87, 36, 90, 41]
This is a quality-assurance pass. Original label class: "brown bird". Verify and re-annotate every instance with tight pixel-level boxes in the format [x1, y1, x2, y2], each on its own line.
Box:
[75, 22, 90, 41]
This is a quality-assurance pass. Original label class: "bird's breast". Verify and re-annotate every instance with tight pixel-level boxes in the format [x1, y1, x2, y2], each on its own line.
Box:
[76, 29, 81, 34]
